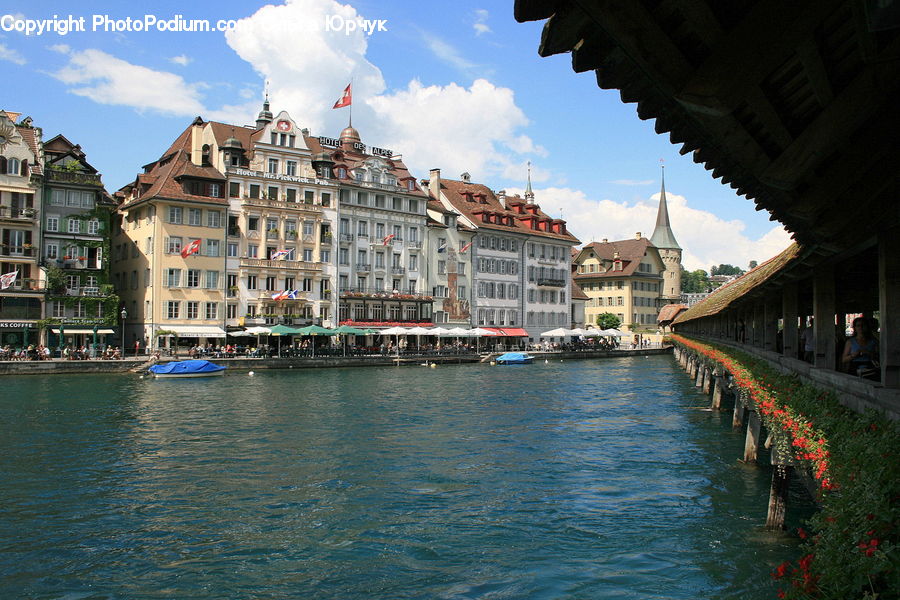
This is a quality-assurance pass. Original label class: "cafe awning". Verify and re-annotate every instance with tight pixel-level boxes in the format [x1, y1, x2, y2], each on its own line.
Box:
[483, 327, 529, 337]
[158, 325, 227, 338]
[51, 328, 115, 334]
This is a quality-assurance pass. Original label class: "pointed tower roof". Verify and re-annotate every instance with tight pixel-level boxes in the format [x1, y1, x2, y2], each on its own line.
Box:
[524, 161, 534, 201]
[650, 166, 681, 250]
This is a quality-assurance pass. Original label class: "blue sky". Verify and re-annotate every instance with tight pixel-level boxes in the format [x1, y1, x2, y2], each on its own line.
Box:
[0, 0, 791, 270]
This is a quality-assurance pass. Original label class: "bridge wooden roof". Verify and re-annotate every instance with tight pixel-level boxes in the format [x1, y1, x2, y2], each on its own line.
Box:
[515, 0, 900, 256]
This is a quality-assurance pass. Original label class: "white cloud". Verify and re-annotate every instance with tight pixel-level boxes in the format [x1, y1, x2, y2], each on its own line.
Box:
[170, 54, 192, 66]
[47, 44, 70, 54]
[0, 42, 26, 65]
[368, 79, 540, 181]
[421, 32, 477, 72]
[473, 9, 491, 35]
[52, 48, 206, 116]
[506, 185, 793, 272]
[223, 0, 541, 181]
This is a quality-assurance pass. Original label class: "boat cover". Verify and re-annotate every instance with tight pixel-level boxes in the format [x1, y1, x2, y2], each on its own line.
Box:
[496, 352, 532, 363]
[148, 360, 226, 374]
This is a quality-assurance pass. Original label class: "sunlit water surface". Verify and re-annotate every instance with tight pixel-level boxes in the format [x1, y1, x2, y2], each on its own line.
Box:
[0, 356, 809, 599]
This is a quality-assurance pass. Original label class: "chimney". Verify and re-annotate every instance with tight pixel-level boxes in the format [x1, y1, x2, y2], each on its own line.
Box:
[635, 231, 641, 240]
[428, 168, 441, 200]
[613, 251, 620, 259]
[602, 238, 608, 243]
[497, 189, 506, 201]
[190, 116, 204, 166]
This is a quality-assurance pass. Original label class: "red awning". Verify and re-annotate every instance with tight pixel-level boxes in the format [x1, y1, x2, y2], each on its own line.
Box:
[483, 327, 529, 337]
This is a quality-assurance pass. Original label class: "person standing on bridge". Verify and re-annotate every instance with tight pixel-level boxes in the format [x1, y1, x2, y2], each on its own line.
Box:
[842, 316, 879, 378]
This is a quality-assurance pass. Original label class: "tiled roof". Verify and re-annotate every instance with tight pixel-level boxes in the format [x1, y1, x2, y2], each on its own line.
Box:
[673, 243, 800, 325]
[119, 123, 227, 208]
[434, 177, 579, 243]
[571, 280, 589, 300]
[17, 127, 42, 175]
[657, 303, 688, 324]
[573, 238, 657, 278]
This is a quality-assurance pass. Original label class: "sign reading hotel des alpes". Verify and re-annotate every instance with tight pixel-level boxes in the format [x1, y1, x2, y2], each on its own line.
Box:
[317, 136, 392, 157]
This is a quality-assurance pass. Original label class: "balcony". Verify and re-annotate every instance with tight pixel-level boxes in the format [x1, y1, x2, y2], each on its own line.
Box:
[391, 266, 406, 275]
[240, 257, 322, 271]
[340, 287, 432, 301]
[355, 263, 371, 273]
[44, 170, 103, 186]
[339, 233, 355, 244]
[227, 227, 241, 237]
[265, 229, 280, 240]
[53, 257, 101, 270]
[536, 277, 566, 287]
[3, 278, 42, 292]
[0, 206, 36, 221]
[64, 286, 103, 297]
[0, 247, 36, 258]
[242, 196, 323, 213]
[407, 240, 422, 249]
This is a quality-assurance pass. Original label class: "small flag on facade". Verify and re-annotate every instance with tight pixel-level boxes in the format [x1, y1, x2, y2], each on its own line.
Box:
[181, 239, 201, 258]
[271, 249, 292, 260]
[271, 290, 289, 301]
[333, 83, 352, 109]
[436, 242, 447, 253]
[460, 241, 472, 253]
[382, 234, 395, 246]
[0, 270, 18, 290]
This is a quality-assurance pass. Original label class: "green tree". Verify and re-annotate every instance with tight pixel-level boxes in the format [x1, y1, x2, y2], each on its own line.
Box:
[710, 264, 743, 277]
[596, 312, 621, 329]
[681, 269, 710, 293]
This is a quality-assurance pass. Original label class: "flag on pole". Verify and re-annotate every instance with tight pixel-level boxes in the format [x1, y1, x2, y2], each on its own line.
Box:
[460, 241, 472, 254]
[333, 83, 352, 109]
[382, 234, 395, 246]
[271, 249, 292, 260]
[181, 239, 201, 258]
[0, 270, 18, 290]
[436, 242, 447, 253]
[271, 290, 289, 301]
[272, 289, 300, 301]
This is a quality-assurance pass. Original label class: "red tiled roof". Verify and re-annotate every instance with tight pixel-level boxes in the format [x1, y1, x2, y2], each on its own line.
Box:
[434, 178, 579, 243]
[119, 123, 227, 208]
[16, 127, 43, 175]
[571, 280, 590, 300]
[657, 303, 688, 324]
[573, 238, 658, 279]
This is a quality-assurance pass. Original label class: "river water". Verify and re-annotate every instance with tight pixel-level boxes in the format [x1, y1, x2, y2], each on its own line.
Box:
[0, 355, 806, 599]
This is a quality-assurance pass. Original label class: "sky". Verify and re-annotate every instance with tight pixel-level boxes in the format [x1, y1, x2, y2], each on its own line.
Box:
[0, 0, 793, 271]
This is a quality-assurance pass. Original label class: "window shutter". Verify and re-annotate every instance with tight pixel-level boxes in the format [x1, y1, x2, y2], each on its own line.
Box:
[21, 160, 28, 176]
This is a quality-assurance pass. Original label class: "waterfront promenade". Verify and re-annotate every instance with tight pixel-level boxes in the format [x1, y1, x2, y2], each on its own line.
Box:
[0, 345, 671, 375]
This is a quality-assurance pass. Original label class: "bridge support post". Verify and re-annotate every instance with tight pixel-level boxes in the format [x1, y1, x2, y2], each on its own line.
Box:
[744, 409, 761, 463]
[710, 368, 724, 410]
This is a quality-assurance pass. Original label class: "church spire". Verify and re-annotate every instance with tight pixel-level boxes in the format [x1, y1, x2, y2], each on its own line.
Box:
[256, 83, 273, 129]
[524, 161, 534, 201]
[649, 164, 681, 250]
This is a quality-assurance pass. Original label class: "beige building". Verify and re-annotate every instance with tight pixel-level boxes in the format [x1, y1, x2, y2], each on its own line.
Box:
[573, 234, 666, 331]
[114, 124, 228, 350]
[0, 110, 44, 347]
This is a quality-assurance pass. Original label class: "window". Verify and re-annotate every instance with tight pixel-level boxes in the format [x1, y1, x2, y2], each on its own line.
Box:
[268, 158, 279, 174]
[186, 301, 199, 320]
[408, 227, 418, 242]
[392, 197, 402, 210]
[267, 186, 279, 200]
[303, 248, 313, 262]
[304, 190, 315, 204]
[286, 160, 297, 176]
[186, 269, 200, 288]
[319, 249, 330, 262]
[87, 219, 100, 235]
[438, 260, 446, 275]
[205, 239, 220, 257]
[207, 211, 222, 227]
[205, 302, 218, 320]
[339, 248, 349, 265]
[168, 206, 182, 224]
[166, 268, 181, 287]
[249, 184, 260, 199]
[265, 276, 277, 291]
[229, 182, 240, 198]
[247, 275, 258, 290]
[50, 189, 64, 205]
[458, 262, 466, 275]
[302, 278, 313, 292]
[227, 243, 238, 257]
[409, 254, 418, 271]
[166, 237, 182, 254]
[189, 208, 202, 226]
[321, 192, 331, 207]
[73, 301, 85, 318]
[227, 304, 237, 319]
[408, 199, 419, 213]
[357, 221, 368, 237]
[67, 219, 80, 234]
[248, 245, 258, 258]
[45, 242, 59, 260]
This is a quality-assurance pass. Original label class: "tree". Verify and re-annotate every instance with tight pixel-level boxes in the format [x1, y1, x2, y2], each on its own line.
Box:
[596, 312, 621, 329]
[748, 260, 758, 270]
[710, 264, 744, 277]
[681, 269, 710, 293]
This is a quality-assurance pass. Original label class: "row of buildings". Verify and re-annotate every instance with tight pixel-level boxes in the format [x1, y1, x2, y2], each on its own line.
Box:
[0, 102, 684, 350]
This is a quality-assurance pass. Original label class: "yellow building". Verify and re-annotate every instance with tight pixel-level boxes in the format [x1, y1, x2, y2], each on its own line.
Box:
[573, 233, 666, 331]
[113, 124, 228, 351]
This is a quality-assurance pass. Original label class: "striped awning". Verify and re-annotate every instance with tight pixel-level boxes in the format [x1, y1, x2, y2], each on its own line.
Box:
[51, 328, 115, 334]
[158, 325, 227, 338]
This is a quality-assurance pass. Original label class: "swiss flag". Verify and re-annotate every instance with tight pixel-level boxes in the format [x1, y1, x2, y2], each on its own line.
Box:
[333, 83, 352, 109]
[181, 238, 201, 258]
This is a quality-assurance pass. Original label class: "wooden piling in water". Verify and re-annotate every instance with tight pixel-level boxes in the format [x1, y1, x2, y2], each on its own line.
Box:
[766, 436, 793, 530]
[744, 410, 761, 463]
[710, 369, 724, 410]
[702, 365, 713, 395]
[733, 390, 746, 428]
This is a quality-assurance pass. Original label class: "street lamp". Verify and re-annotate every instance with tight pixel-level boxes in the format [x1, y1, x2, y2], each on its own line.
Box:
[120, 307, 127, 359]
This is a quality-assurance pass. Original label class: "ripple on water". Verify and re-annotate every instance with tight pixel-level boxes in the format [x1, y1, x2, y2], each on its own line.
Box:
[0, 357, 807, 599]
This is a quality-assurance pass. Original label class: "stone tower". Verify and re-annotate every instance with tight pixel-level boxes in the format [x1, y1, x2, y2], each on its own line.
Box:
[649, 167, 682, 303]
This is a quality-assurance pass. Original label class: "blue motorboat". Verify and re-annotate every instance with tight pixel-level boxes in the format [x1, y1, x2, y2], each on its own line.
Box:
[495, 352, 534, 365]
[148, 359, 226, 378]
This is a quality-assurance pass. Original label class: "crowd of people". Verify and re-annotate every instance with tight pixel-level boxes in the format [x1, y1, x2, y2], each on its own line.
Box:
[0, 344, 123, 360]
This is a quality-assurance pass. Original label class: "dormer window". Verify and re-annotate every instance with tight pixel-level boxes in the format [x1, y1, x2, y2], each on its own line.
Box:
[336, 167, 347, 179]
[614, 260, 623, 271]
[406, 179, 415, 191]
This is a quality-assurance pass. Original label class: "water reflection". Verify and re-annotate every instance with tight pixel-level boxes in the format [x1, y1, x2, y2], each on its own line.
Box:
[0, 357, 808, 599]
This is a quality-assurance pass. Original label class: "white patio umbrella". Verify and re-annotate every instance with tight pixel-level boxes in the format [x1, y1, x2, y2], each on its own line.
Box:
[540, 327, 570, 337]
[469, 327, 498, 353]
[580, 328, 602, 337]
[380, 327, 409, 356]
[569, 327, 589, 336]
[244, 326, 272, 351]
[603, 328, 625, 336]
[406, 326, 431, 351]
[426, 327, 452, 336]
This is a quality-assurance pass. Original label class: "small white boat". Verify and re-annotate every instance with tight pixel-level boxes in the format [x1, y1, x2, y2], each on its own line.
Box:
[495, 352, 534, 365]
[148, 359, 226, 378]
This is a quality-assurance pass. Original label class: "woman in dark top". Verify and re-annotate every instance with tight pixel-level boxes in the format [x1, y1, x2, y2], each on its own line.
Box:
[842, 317, 878, 376]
